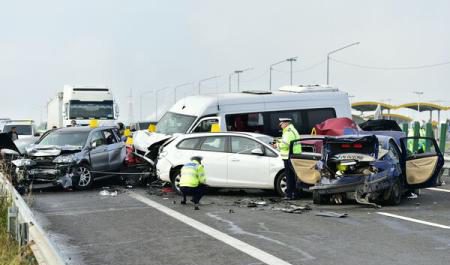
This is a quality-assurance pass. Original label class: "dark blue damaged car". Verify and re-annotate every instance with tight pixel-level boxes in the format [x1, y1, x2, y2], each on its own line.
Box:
[289, 133, 444, 206]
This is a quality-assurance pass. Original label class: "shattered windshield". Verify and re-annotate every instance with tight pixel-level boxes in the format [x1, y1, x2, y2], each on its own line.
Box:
[156, 112, 196, 134]
[38, 130, 90, 147]
[69, 101, 114, 120]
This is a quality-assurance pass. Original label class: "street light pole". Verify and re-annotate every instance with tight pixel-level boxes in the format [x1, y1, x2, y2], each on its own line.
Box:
[155, 86, 170, 121]
[232, 68, 253, 92]
[326, 42, 360, 85]
[173, 82, 193, 103]
[413, 91, 424, 113]
[198, 76, 220, 94]
[269, 57, 297, 90]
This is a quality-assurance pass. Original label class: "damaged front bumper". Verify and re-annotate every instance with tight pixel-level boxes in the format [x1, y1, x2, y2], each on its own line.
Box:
[310, 170, 392, 195]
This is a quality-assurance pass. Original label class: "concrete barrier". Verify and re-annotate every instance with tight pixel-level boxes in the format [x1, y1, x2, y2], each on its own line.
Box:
[0, 173, 65, 265]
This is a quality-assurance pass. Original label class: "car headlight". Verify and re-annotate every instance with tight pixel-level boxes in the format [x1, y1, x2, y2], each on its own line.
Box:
[53, 154, 77, 164]
[12, 159, 36, 167]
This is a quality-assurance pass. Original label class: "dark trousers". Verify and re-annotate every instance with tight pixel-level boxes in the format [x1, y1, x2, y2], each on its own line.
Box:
[283, 159, 297, 198]
[180, 185, 205, 204]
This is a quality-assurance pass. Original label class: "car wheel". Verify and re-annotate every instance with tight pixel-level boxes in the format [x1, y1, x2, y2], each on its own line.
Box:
[275, 172, 287, 196]
[171, 168, 182, 195]
[384, 179, 402, 206]
[74, 164, 94, 190]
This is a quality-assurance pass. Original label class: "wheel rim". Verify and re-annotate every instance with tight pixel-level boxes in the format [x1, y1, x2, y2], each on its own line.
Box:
[174, 173, 181, 192]
[280, 175, 287, 194]
[77, 167, 92, 187]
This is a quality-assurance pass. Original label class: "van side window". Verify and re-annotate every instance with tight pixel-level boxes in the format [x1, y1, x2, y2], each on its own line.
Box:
[226, 113, 264, 133]
[193, 119, 219, 133]
[306, 108, 336, 131]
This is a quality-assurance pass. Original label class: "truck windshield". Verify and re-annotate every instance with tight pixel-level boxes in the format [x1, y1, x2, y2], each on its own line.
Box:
[69, 101, 114, 120]
[3, 125, 32, 135]
[156, 112, 196, 134]
[38, 130, 90, 147]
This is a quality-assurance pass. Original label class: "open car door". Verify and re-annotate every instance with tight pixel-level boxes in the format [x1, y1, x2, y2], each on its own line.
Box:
[289, 138, 323, 186]
[400, 137, 444, 189]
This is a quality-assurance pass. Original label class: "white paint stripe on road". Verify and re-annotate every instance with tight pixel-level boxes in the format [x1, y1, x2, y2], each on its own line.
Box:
[426, 187, 450, 193]
[377, 212, 450, 229]
[129, 192, 293, 265]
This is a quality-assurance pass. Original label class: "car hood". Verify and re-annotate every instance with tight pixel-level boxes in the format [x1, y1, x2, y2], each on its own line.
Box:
[26, 145, 82, 157]
[133, 131, 173, 153]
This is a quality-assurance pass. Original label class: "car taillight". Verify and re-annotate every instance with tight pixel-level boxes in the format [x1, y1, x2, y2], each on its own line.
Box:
[353, 143, 363, 149]
[125, 146, 137, 165]
[341, 144, 351, 148]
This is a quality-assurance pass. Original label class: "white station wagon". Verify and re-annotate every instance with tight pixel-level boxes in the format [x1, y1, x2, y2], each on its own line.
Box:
[156, 132, 287, 195]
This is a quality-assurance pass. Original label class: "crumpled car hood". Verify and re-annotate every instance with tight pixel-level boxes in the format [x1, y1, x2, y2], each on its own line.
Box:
[133, 131, 173, 153]
[26, 145, 82, 157]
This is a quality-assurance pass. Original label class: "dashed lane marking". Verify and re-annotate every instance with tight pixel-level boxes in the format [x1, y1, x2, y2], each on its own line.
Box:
[377, 212, 450, 230]
[129, 192, 293, 265]
[426, 187, 450, 193]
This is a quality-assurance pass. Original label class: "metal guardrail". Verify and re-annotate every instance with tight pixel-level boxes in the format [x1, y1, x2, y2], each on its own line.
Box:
[0, 173, 65, 265]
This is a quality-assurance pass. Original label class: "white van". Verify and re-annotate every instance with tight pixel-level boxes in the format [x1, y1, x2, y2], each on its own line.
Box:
[154, 85, 351, 137]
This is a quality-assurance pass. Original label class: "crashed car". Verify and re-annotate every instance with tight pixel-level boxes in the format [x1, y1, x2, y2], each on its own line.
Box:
[0, 127, 125, 190]
[289, 134, 444, 205]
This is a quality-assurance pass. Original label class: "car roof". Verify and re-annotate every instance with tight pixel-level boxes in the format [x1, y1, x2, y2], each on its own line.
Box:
[175, 132, 273, 139]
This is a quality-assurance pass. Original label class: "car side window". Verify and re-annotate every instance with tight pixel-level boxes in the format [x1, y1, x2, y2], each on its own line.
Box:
[177, 138, 202, 150]
[193, 119, 219, 133]
[90, 131, 106, 147]
[102, 129, 117, 145]
[231, 136, 263, 155]
[199, 136, 226, 152]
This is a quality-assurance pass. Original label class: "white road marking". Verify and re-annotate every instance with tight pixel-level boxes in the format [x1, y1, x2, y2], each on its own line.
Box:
[426, 187, 450, 193]
[377, 212, 450, 229]
[129, 192, 293, 265]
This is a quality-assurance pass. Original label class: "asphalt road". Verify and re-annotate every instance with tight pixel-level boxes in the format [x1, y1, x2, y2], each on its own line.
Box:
[30, 176, 450, 265]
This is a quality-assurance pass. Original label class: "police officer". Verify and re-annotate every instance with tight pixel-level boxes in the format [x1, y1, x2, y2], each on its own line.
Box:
[179, 156, 206, 210]
[275, 118, 301, 200]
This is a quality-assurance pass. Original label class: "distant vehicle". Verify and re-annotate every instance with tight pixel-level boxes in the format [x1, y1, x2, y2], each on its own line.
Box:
[157, 132, 287, 195]
[134, 85, 350, 154]
[289, 134, 444, 205]
[1, 126, 126, 190]
[0, 120, 37, 139]
[130, 121, 157, 131]
[47, 85, 119, 129]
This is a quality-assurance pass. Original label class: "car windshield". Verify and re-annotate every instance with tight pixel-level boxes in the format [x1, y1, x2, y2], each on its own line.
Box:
[69, 101, 114, 120]
[38, 130, 90, 147]
[3, 125, 32, 135]
[156, 112, 196, 134]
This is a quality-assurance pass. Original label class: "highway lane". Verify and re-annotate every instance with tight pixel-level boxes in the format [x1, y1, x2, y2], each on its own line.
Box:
[31, 176, 450, 265]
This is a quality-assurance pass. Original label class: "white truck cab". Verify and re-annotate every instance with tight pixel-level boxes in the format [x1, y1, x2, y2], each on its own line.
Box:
[47, 85, 119, 129]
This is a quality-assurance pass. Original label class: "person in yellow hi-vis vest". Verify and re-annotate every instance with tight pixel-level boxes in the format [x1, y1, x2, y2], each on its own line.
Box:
[179, 156, 206, 210]
[275, 118, 301, 200]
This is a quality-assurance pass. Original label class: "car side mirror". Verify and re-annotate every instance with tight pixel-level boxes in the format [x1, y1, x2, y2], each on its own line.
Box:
[251, 148, 264, 156]
[90, 141, 97, 149]
[34, 133, 40, 137]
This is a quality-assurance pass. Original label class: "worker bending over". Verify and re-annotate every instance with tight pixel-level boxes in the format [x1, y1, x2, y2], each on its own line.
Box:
[179, 156, 206, 210]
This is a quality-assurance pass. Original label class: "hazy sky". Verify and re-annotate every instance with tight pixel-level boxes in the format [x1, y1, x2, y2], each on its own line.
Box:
[1, 0, 449, 123]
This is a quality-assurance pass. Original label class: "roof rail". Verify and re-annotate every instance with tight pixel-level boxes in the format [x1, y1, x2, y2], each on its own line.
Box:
[278, 84, 339, 93]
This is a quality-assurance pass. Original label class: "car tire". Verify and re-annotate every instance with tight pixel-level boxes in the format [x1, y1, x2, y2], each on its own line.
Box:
[274, 172, 287, 196]
[384, 179, 402, 206]
[74, 164, 94, 190]
[171, 168, 182, 195]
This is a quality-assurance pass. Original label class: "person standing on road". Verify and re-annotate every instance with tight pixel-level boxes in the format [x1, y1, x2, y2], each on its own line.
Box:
[179, 156, 206, 210]
[275, 118, 301, 200]
[70, 119, 78, 127]
[7, 126, 19, 141]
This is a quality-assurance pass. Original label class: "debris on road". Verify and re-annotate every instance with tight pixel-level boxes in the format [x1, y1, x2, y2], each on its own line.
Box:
[99, 190, 118, 197]
[315, 211, 348, 218]
[407, 193, 418, 199]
